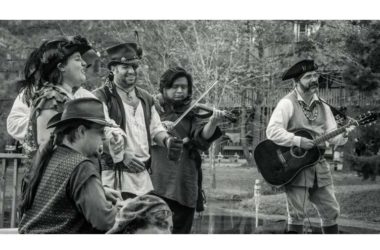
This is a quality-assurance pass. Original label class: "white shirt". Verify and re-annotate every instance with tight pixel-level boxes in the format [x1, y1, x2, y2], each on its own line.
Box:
[102, 100, 166, 195]
[122, 100, 166, 162]
[266, 89, 347, 147]
[6, 87, 97, 143]
[7, 91, 30, 142]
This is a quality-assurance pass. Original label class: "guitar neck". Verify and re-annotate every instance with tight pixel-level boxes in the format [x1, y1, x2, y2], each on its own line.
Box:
[313, 123, 353, 145]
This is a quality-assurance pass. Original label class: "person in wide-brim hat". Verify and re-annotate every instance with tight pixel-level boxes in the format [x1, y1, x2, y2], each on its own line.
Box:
[47, 97, 117, 129]
[19, 97, 122, 234]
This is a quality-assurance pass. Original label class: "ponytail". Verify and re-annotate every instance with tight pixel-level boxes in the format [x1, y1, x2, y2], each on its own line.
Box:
[20, 133, 56, 216]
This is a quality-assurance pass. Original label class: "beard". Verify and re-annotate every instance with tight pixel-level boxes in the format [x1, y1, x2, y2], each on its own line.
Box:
[299, 81, 319, 93]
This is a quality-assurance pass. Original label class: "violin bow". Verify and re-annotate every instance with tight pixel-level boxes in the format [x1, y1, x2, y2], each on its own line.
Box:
[170, 80, 219, 131]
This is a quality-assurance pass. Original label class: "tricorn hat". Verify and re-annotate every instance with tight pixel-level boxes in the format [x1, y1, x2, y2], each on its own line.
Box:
[106, 42, 143, 69]
[282, 59, 318, 81]
[47, 98, 117, 129]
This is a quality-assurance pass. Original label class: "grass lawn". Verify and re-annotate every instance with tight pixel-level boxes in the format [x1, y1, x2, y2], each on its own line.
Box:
[202, 161, 380, 223]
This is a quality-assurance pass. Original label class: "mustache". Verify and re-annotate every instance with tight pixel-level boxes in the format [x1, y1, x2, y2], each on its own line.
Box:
[309, 82, 319, 88]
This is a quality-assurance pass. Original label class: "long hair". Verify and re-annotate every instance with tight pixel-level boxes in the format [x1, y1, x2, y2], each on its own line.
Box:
[159, 67, 193, 108]
[19, 133, 56, 216]
[159, 66, 193, 96]
[18, 42, 48, 106]
[39, 41, 68, 85]
[19, 119, 99, 216]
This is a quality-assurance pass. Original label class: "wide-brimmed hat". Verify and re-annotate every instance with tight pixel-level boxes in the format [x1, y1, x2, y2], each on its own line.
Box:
[106, 42, 142, 69]
[40, 35, 93, 80]
[47, 97, 117, 129]
[282, 59, 318, 81]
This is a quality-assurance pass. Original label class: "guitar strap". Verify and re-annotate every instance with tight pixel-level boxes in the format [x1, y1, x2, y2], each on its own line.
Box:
[318, 97, 347, 120]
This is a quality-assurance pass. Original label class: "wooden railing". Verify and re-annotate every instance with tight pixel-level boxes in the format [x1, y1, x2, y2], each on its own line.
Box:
[0, 153, 26, 228]
[218, 88, 380, 108]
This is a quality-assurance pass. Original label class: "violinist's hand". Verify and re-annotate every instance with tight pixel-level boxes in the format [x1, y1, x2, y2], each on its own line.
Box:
[162, 120, 175, 131]
[209, 108, 224, 124]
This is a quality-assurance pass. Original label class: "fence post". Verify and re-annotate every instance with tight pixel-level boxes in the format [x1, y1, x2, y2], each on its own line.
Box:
[11, 158, 19, 227]
[0, 159, 7, 227]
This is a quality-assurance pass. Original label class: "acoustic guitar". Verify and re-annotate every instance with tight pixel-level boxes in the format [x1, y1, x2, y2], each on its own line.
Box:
[254, 112, 378, 187]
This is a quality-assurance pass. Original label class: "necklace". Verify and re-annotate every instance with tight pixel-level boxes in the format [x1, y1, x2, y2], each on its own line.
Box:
[116, 85, 135, 102]
[115, 84, 140, 111]
[298, 101, 318, 121]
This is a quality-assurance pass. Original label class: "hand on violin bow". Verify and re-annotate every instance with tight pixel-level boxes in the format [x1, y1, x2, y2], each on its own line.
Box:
[162, 120, 175, 131]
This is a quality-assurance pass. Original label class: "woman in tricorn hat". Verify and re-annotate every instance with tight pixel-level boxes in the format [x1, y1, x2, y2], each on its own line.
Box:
[22, 35, 98, 158]
[7, 38, 100, 147]
[19, 36, 125, 207]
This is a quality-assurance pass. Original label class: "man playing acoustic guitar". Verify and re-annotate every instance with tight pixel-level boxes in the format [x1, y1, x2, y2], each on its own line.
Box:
[266, 59, 353, 234]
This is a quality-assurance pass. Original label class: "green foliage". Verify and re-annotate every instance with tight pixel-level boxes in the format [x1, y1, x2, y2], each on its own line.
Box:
[343, 20, 380, 91]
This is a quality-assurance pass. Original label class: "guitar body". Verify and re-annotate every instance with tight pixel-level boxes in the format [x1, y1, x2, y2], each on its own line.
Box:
[254, 130, 322, 187]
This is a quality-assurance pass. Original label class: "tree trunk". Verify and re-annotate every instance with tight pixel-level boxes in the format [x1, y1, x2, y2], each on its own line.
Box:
[240, 89, 254, 166]
[240, 21, 254, 167]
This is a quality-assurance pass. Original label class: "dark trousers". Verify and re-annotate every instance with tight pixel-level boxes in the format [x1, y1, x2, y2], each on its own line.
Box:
[158, 196, 195, 234]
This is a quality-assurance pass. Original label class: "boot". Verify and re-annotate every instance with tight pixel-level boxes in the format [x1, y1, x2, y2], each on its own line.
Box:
[322, 224, 339, 234]
[286, 224, 304, 234]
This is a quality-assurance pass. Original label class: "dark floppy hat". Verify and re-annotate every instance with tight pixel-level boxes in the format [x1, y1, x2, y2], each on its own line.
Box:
[106, 194, 172, 234]
[47, 97, 117, 129]
[106, 42, 142, 69]
[282, 59, 318, 81]
[40, 35, 93, 79]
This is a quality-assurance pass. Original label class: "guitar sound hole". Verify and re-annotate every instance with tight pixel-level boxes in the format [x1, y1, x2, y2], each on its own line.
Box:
[290, 147, 307, 158]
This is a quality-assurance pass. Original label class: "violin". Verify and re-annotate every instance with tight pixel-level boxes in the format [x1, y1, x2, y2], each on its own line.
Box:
[155, 93, 238, 124]
[191, 102, 238, 123]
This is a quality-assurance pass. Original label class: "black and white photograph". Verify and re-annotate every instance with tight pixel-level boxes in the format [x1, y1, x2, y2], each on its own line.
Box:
[0, 1, 379, 248]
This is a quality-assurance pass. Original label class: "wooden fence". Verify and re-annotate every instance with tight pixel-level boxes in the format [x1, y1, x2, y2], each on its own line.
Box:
[0, 153, 26, 228]
[218, 88, 380, 109]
